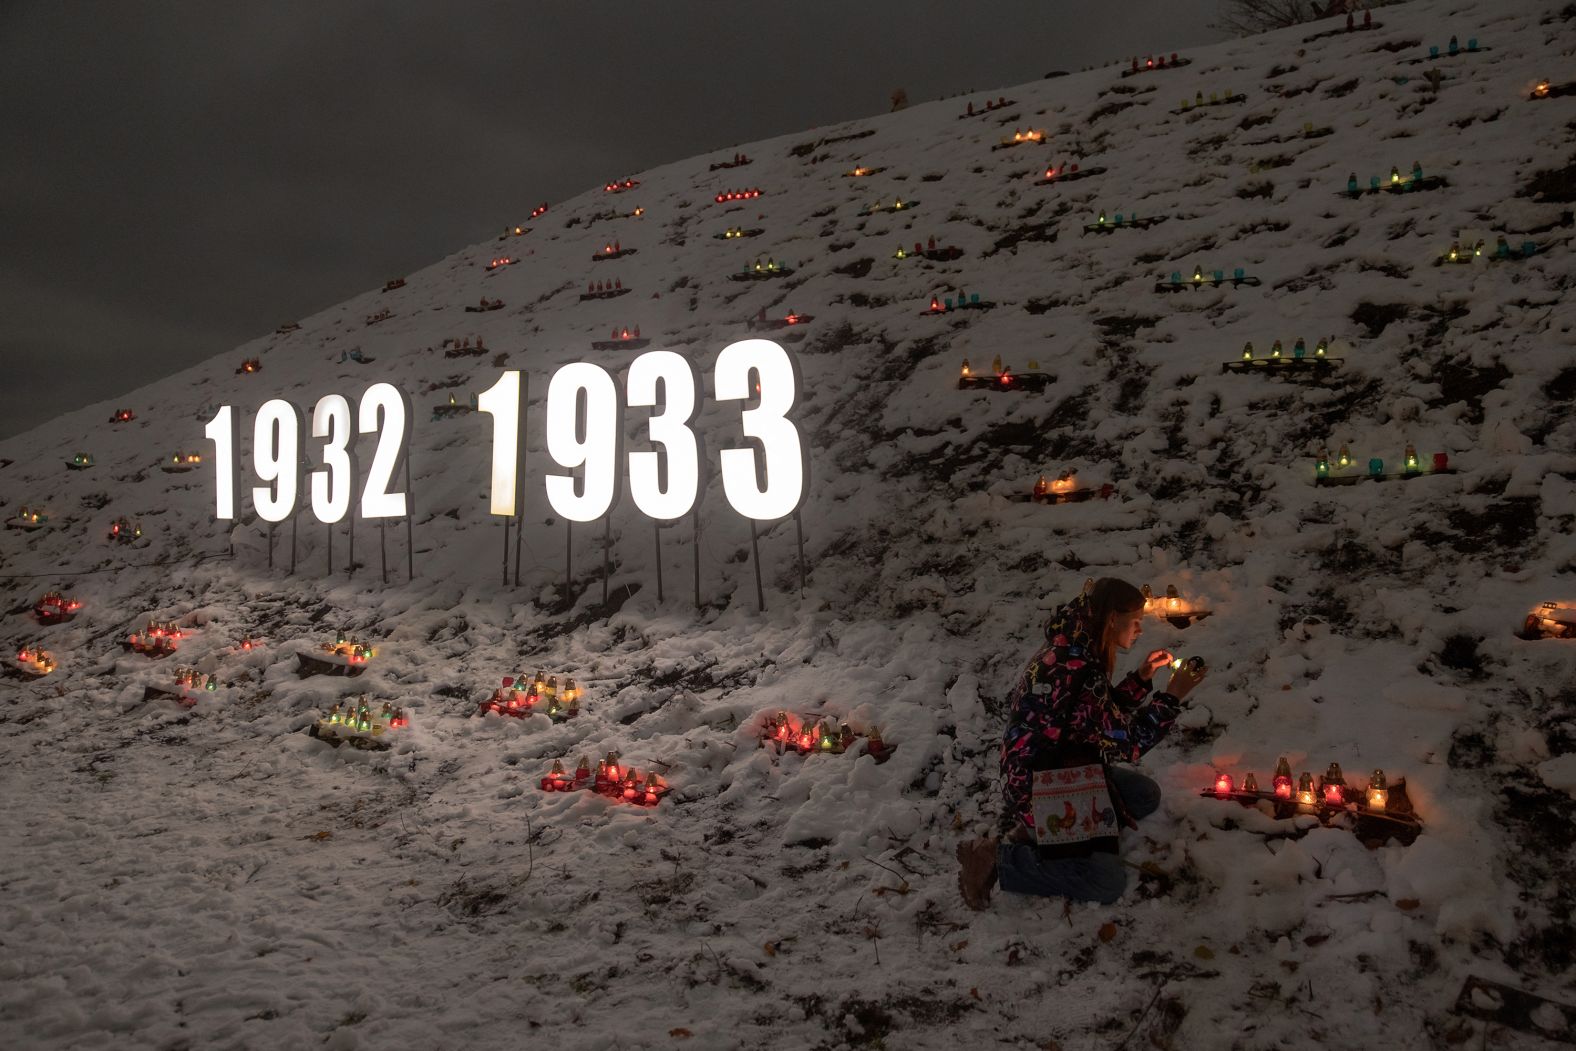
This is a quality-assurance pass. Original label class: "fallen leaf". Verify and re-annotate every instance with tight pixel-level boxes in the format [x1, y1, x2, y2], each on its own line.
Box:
[950, 939, 969, 952]
[1395, 898, 1420, 911]
[669, 1028, 692, 1039]
[763, 942, 777, 957]
[306, 830, 332, 841]
[1193, 945, 1215, 960]
[969, 987, 982, 1001]
[1099, 922, 1118, 943]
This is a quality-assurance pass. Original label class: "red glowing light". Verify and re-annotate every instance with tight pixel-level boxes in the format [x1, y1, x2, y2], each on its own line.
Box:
[1214, 773, 1234, 798]
[1323, 784, 1345, 806]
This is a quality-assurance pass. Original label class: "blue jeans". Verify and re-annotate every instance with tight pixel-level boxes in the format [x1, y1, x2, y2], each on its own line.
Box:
[997, 766, 1161, 904]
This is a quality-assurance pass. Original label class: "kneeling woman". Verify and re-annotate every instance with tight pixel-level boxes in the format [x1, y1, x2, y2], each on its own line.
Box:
[959, 578, 1205, 908]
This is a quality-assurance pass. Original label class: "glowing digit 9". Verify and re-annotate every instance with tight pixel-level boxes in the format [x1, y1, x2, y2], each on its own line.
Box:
[252, 399, 303, 523]
[544, 362, 621, 523]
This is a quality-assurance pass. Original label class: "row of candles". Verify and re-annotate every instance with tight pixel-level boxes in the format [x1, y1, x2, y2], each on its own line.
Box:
[759, 712, 890, 762]
[109, 517, 142, 541]
[322, 698, 410, 732]
[14, 645, 57, 676]
[34, 592, 82, 620]
[129, 621, 186, 655]
[1169, 265, 1252, 284]
[1347, 163, 1428, 193]
[1212, 760, 1391, 812]
[1443, 237, 1538, 261]
[172, 667, 220, 692]
[960, 356, 1044, 378]
[1316, 445, 1448, 477]
[540, 754, 667, 807]
[1241, 338, 1329, 361]
[482, 672, 582, 718]
[1034, 471, 1111, 499]
[894, 237, 958, 259]
[322, 631, 375, 665]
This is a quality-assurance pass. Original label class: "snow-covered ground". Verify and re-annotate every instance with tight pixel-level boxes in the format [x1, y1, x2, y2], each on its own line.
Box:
[3, 1, 1575, 1047]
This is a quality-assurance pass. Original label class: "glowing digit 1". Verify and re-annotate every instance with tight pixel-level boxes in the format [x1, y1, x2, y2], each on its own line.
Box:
[544, 362, 621, 523]
[626, 351, 701, 520]
[252, 399, 303, 523]
[477, 370, 524, 516]
[310, 394, 356, 524]
[714, 339, 807, 521]
[204, 404, 239, 520]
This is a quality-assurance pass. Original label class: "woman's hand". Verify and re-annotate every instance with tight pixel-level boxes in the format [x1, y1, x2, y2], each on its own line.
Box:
[1167, 659, 1207, 700]
[1140, 649, 1174, 682]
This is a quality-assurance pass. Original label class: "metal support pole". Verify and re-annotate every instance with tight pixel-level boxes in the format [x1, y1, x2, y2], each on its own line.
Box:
[404, 458, 415, 582]
[749, 518, 765, 613]
[267, 523, 275, 570]
[601, 516, 610, 606]
[512, 374, 527, 587]
[380, 520, 388, 585]
[289, 512, 298, 576]
[654, 521, 664, 604]
[794, 512, 806, 596]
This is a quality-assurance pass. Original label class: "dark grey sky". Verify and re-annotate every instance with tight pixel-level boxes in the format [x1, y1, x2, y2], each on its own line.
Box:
[0, 1, 1226, 441]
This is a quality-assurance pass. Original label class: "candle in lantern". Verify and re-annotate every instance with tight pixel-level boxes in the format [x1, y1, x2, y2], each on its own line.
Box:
[1165, 585, 1181, 611]
[1214, 772, 1234, 798]
[1366, 770, 1388, 811]
[1273, 757, 1293, 799]
[643, 771, 661, 806]
[1296, 772, 1316, 809]
[1242, 342, 1253, 361]
[1322, 762, 1347, 806]
[1241, 773, 1258, 794]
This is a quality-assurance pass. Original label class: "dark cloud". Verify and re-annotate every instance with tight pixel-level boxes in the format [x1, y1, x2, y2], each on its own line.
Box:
[0, 0, 1226, 440]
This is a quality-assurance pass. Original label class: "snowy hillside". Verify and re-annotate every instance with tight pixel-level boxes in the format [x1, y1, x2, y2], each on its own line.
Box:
[3, 0, 1575, 1046]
